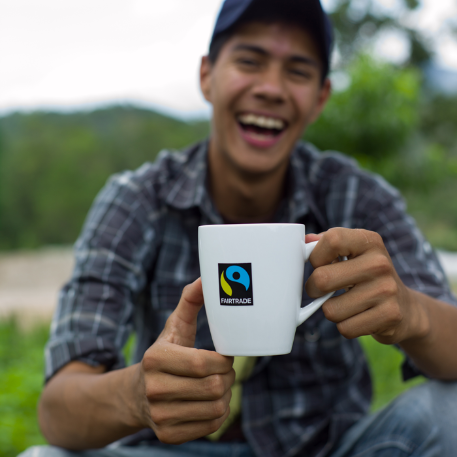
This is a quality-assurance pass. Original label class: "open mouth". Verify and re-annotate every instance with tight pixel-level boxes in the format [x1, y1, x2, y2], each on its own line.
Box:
[237, 113, 287, 144]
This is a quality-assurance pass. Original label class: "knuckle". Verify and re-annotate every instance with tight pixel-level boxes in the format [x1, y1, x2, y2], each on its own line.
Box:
[145, 383, 163, 401]
[337, 321, 356, 340]
[386, 302, 402, 325]
[325, 228, 342, 251]
[207, 417, 223, 435]
[322, 301, 336, 322]
[228, 368, 236, 386]
[156, 428, 175, 445]
[189, 353, 209, 377]
[381, 327, 397, 337]
[227, 385, 233, 402]
[366, 229, 381, 242]
[142, 350, 159, 372]
[206, 374, 226, 398]
[371, 231, 384, 247]
[212, 398, 228, 418]
[379, 278, 398, 298]
[312, 268, 330, 294]
[150, 408, 168, 426]
[181, 283, 192, 297]
[371, 254, 392, 276]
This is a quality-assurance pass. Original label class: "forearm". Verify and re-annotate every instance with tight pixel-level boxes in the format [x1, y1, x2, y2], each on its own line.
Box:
[38, 362, 146, 450]
[399, 288, 457, 381]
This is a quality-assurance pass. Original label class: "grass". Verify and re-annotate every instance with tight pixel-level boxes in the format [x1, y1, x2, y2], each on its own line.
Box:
[1, 305, 457, 455]
[0, 321, 136, 457]
[359, 336, 426, 412]
[0, 319, 48, 457]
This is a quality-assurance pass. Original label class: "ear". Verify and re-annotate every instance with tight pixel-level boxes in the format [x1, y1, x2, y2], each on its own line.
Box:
[308, 77, 331, 124]
[200, 55, 213, 103]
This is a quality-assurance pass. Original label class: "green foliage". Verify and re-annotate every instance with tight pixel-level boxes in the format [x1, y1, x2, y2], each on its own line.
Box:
[0, 320, 48, 456]
[0, 318, 138, 456]
[419, 94, 457, 154]
[0, 318, 440, 454]
[0, 107, 209, 249]
[328, 0, 431, 66]
[0, 57, 457, 251]
[306, 54, 421, 164]
[359, 336, 425, 412]
[305, 54, 457, 251]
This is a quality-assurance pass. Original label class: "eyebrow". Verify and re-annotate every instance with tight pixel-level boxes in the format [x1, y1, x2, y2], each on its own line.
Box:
[232, 44, 320, 68]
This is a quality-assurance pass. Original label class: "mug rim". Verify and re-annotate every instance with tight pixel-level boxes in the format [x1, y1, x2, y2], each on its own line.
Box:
[199, 223, 305, 229]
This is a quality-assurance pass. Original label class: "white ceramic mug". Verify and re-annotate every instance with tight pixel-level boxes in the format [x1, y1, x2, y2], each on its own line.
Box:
[198, 223, 343, 356]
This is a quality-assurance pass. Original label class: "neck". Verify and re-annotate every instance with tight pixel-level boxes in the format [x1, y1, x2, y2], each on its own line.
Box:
[207, 143, 289, 224]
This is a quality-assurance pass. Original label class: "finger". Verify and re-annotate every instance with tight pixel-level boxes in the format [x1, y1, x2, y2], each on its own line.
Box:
[145, 369, 236, 402]
[305, 233, 324, 243]
[144, 342, 234, 377]
[161, 278, 204, 348]
[150, 388, 232, 426]
[334, 301, 402, 342]
[309, 228, 385, 268]
[305, 252, 393, 298]
[321, 279, 396, 323]
[154, 406, 231, 445]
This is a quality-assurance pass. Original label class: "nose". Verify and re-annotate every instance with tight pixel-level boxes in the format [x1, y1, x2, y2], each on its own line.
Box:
[252, 64, 286, 105]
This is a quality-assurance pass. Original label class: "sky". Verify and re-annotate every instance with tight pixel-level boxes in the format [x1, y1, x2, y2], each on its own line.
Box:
[1, 0, 456, 118]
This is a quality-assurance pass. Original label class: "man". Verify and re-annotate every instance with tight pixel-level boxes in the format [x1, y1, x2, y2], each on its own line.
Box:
[21, 0, 457, 456]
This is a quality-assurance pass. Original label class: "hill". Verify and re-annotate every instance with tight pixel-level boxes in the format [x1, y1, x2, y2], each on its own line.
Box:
[0, 106, 209, 249]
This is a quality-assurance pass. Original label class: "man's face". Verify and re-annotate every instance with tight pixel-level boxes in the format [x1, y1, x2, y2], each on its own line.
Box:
[200, 21, 331, 176]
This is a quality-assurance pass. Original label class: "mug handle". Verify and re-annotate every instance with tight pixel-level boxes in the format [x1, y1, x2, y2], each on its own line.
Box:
[298, 240, 348, 326]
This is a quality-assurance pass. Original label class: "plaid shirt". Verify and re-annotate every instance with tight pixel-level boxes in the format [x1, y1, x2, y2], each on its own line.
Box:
[46, 140, 457, 457]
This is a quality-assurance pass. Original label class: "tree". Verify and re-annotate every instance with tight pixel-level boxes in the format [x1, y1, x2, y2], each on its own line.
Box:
[305, 53, 421, 167]
[328, 0, 432, 67]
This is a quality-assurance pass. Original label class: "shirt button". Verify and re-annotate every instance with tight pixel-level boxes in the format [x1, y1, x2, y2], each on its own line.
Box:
[305, 329, 320, 343]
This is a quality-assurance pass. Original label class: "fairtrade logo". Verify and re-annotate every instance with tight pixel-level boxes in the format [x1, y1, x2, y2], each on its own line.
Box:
[218, 263, 253, 306]
[220, 265, 250, 296]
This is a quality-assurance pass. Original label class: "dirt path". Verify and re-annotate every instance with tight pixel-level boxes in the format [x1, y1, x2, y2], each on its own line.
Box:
[0, 247, 74, 327]
[1, 247, 457, 328]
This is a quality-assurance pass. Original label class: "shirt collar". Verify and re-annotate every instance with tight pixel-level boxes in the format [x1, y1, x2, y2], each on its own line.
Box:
[163, 140, 313, 224]
[163, 140, 223, 224]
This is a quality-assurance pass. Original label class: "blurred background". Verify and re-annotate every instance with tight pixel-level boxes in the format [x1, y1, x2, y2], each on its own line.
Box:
[1, 0, 457, 454]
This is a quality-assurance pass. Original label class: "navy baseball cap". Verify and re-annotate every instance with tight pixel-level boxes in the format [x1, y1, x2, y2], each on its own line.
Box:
[209, 0, 333, 78]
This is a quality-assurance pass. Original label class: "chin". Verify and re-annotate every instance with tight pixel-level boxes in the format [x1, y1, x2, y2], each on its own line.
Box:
[231, 150, 289, 177]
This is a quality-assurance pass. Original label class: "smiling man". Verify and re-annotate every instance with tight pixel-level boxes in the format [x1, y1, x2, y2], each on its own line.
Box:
[20, 1, 457, 457]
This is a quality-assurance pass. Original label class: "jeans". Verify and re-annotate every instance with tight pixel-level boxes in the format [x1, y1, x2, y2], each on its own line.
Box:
[19, 380, 457, 457]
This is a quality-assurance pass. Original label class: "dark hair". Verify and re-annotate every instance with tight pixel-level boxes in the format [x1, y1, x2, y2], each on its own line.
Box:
[208, 1, 329, 81]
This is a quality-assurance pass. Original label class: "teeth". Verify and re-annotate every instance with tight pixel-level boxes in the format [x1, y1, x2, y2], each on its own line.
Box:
[238, 113, 285, 130]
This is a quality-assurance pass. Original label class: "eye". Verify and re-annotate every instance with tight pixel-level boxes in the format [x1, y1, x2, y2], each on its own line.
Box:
[237, 57, 259, 67]
[289, 68, 312, 79]
[288, 67, 316, 82]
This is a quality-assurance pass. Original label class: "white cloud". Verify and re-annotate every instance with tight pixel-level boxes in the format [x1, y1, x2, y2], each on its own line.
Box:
[0, 0, 456, 116]
[437, 36, 457, 70]
[0, 0, 219, 114]
[373, 28, 410, 65]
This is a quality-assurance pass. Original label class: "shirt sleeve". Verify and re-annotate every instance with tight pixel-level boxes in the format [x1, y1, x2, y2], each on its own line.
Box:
[325, 166, 457, 380]
[44, 166, 161, 382]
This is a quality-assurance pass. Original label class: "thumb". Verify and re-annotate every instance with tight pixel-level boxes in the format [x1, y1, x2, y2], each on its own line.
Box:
[161, 277, 204, 348]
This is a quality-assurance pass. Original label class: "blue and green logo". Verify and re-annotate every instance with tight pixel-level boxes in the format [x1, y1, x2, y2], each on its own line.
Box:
[218, 263, 253, 306]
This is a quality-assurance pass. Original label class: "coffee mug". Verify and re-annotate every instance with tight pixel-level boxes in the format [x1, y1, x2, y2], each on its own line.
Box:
[198, 223, 344, 356]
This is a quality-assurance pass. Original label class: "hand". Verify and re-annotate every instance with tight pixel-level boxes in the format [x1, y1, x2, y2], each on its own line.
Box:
[305, 228, 429, 345]
[133, 278, 235, 444]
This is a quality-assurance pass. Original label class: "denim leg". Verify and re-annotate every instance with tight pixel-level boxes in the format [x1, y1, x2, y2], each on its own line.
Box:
[329, 379, 457, 457]
[18, 441, 256, 457]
